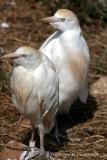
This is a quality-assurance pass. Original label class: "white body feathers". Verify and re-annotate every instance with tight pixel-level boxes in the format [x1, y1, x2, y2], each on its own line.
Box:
[10, 48, 59, 133]
[40, 16, 90, 113]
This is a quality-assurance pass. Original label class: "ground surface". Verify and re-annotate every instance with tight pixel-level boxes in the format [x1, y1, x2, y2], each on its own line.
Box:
[0, 0, 107, 160]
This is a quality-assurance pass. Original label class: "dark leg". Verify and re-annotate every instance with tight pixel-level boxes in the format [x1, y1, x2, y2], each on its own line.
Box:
[49, 119, 68, 144]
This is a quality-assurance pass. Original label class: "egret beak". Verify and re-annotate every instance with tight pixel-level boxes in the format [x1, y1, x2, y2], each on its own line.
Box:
[40, 16, 59, 23]
[0, 52, 24, 60]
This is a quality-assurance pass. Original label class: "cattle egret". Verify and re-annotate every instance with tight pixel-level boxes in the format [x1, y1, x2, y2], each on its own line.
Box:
[40, 9, 90, 113]
[0, 46, 59, 160]
[40, 9, 90, 140]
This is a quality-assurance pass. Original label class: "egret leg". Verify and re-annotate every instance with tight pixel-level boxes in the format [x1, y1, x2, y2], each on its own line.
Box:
[20, 127, 39, 160]
[30, 127, 35, 146]
[50, 119, 68, 144]
[39, 124, 45, 154]
[36, 124, 50, 160]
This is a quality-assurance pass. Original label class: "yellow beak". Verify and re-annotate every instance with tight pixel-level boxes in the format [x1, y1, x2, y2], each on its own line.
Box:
[40, 16, 59, 23]
[0, 52, 23, 60]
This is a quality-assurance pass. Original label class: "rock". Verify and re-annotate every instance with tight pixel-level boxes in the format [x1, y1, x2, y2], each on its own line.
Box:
[0, 141, 27, 160]
[0, 22, 11, 29]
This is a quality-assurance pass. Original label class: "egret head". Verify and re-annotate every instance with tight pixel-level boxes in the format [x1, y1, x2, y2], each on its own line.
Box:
[0, 46, 41, 67]
[41, 9, 79, 31]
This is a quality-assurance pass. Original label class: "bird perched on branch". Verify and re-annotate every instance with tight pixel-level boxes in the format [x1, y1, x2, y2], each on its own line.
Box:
[40, 9, 90, 137]
[0, 46, 59, 160]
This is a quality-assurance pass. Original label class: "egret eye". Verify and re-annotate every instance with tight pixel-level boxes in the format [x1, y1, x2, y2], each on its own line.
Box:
[60, 18, 65, 22]
[22, 54, 27, 57]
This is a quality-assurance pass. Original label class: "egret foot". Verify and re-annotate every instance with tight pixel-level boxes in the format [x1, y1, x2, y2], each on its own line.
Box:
[33, 151, 50, 160]
[51, 119, 68, 144]
[20, 141, 39, 160]
[20, 147, 40, 160]
[49, 131, 68, 144]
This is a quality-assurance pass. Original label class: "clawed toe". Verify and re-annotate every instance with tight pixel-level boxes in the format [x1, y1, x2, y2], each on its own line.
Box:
[20, 148, 53, 160]
[49, 132, 68, 144]
[32, 151, 50, 160]
[20, 147, 40, 160]
[33, 151, 55, 160]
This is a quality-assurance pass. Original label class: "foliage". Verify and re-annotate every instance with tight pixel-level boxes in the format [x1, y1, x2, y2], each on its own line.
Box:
[37, 0, 107, 24]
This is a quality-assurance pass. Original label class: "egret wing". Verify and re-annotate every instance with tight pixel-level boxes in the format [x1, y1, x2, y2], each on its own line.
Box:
[34, 59, 59, 119]
[10, 66, 34, 110]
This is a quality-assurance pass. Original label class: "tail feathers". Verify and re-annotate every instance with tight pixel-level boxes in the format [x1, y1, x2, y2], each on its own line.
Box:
[79, 86, 88, 103]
